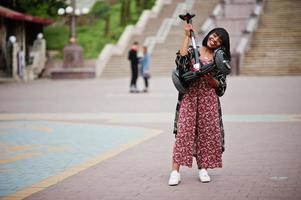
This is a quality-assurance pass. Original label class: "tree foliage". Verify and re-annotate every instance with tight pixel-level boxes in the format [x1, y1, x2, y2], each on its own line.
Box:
[0, 0, 67, 19]
[120, 0, 156, 26]
[91, 1, 111, 18]
[135, 0, 155, 14]
[120, 0, 131, 26]
[90, 1, 111, 36]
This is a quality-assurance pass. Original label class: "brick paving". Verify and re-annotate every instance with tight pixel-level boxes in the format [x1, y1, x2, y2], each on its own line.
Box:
[0, 76, 301, 200]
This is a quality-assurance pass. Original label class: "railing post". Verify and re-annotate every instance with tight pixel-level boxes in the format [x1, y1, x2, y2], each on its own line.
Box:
[230, 52, 240, 75]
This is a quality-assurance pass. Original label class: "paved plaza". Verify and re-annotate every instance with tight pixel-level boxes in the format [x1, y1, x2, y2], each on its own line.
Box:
[0, 76, 301, 200]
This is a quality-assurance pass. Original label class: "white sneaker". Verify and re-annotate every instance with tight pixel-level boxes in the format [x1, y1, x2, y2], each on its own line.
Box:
[199, 169, 211, 183]
[168, 170, 181, 186]
[130, 86, 136, 93]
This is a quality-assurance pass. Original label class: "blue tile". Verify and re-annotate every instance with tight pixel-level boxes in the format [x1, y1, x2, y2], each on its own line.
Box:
[0, 121, 152, 197]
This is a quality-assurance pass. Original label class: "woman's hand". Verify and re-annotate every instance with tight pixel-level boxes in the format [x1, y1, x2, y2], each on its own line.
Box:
[203, 74, 219, 89]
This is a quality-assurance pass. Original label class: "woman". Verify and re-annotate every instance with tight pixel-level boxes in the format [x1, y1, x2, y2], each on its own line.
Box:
[140, 46, 151, 92]
[168, 24, 231, 186]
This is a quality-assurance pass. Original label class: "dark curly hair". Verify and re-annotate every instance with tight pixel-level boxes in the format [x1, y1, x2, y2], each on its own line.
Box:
[202, 27, 231, 60]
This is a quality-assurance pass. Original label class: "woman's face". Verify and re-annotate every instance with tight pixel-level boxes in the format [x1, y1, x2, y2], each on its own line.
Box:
[207, 32, 222, 49]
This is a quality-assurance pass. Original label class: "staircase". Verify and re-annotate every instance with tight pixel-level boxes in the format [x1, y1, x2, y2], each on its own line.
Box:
[101, 0, 219, 78]
[151, 0, 219, 76]
[241, 0, 301, 76]
[101, 0, 183, 78]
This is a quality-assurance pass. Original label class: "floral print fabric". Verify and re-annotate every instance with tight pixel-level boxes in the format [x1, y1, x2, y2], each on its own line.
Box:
[172, 46, 227, 168]
[172, 78, 222, 168]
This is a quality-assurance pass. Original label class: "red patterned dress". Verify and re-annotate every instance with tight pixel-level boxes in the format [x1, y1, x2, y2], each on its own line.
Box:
[172, 47, 227, 168]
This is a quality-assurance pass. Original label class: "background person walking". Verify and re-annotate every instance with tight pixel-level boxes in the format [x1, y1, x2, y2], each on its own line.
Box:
[128, 41, 139, 93]
[140, 46, 151, 92]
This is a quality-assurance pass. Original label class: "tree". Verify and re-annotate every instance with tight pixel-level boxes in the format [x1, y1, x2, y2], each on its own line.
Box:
[143, 0, 156, 9]
[0, 0, 67, 19]
[90, 1, 111, 37]
[135, 0, 142, 15]
[120, 0, 131, 26]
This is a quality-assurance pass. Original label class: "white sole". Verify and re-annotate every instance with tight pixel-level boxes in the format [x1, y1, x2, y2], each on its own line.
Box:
[168, 181, 180, 186]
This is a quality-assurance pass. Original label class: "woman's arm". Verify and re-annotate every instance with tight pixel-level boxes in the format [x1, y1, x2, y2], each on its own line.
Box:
[175, 24, 195, 68]
[204, 73, 227, 97]
[180, 35, 190, 56]
[204, 74, 219, 89]
[180, 24, 193, 56]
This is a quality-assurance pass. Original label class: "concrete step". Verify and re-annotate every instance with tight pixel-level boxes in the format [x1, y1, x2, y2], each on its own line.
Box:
[241, 0, 301, 75]
[241, 67, 301, 76]
[102, 0, 219, 78]
[102, 0, 184, 77]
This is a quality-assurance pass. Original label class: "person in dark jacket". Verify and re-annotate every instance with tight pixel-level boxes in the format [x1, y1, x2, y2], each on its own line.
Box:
[128, 41, 140, 93]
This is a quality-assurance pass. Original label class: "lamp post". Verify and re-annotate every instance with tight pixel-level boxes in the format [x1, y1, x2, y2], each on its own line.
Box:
[58, 0, 89, 68]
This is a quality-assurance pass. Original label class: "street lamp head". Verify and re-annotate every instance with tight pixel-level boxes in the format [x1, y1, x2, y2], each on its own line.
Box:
[82, 7, 89, 15]
[9, 35, 16, 43]
[58, 6, 89, 16]
[58, 8, 65, 15]
[66, 6, 73, 14]
[37, 33, 43, 39]
[75, 8, 81, 16]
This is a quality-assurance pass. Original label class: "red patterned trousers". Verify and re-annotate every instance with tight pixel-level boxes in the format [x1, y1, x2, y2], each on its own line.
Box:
[172, 79, 223, 168]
